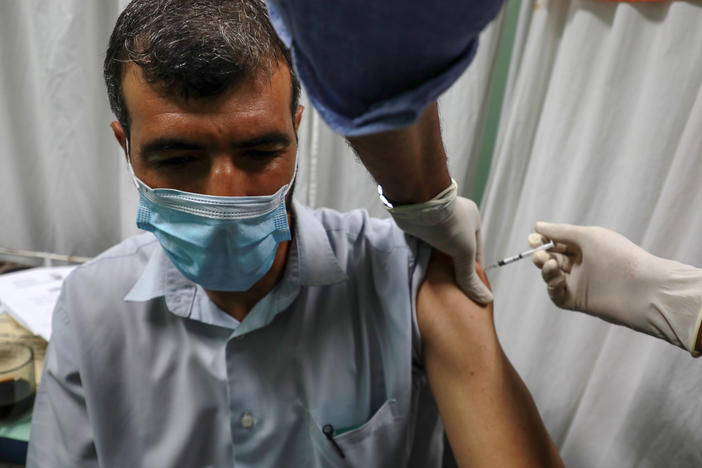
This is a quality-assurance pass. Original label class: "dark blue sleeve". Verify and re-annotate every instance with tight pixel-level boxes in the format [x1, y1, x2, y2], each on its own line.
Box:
[266, 0, 504, 136]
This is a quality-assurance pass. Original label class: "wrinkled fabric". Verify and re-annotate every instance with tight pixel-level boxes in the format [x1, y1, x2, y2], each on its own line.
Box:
[27, 202, 441, 468]
[266, 0, 504, 135]
[480, 2, 702, 467]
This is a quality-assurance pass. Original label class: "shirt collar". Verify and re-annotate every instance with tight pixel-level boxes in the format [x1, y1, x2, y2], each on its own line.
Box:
[124, 243, 197, 318]
[124, 200, 347, 315]
[291, 200, 347, 286]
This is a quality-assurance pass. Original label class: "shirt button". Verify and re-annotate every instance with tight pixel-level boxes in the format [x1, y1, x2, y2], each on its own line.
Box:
[240, 412, 255, 429]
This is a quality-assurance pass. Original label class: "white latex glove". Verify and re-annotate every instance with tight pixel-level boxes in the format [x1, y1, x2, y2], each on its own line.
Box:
[388, 180, 493, 304]
[528, 222, 702, 356]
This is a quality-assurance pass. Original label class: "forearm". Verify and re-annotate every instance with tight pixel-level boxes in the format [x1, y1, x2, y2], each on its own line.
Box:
[346, 102, 451, 204]
[425, 332, 562, 468]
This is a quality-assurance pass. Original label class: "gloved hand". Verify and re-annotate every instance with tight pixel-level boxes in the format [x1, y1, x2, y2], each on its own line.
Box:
[388, 180, 493, 304]
[528, 222, 702, 356]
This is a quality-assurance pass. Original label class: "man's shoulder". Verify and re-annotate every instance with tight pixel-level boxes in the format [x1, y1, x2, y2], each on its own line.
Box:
[302, 204, 412, 254]
[62, 232, 158, 293]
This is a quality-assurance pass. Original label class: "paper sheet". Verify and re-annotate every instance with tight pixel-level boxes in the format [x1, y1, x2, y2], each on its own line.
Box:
[0, 266, 75, 341]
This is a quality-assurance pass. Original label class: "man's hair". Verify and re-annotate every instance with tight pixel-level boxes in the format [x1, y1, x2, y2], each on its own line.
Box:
[104, 0, 301, 137]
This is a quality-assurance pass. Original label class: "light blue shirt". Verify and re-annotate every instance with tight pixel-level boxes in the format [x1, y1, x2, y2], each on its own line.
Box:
[27, 202, 442, 467]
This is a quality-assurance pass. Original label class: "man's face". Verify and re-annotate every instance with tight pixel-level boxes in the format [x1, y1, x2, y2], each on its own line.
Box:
[112, 63, 302, 197]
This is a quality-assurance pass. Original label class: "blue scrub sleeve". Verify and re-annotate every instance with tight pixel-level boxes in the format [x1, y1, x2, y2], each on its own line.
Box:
[266, 0, 504, 136]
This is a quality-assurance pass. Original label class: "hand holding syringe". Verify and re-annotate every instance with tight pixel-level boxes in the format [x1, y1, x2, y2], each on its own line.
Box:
[486, 241, 555, 270]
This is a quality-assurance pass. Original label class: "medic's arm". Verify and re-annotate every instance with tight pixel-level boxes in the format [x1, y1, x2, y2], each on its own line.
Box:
[529, 222, 702, 357]
[265, 1, 504, 304]
[346, 102, 451, 205]
[349, 103, 493, 305]
[417, 252, 564, 468]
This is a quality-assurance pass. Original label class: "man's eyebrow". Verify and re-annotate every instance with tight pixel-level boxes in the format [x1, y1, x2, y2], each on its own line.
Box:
[236, 132, 292, 148]
[139, 139, 204, 160]
[138, 133, 292, 159]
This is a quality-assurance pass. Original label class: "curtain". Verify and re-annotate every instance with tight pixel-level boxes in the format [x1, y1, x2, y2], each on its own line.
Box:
[0, 1, 129, 260]
[481, 1, 702, 466]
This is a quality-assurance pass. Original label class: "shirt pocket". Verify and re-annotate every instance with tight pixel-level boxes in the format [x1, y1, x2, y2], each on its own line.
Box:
[306, 399, 407, 468]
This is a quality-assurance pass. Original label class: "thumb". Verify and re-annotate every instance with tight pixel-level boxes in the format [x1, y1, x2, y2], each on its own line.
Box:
[535, 221, 581, 244]
[528, 232, 547, 249]
[455, 265, 494, 304]
[474, 227, 484, 267]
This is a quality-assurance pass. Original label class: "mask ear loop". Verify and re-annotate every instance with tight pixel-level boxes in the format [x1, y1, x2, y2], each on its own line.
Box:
[281, 150, 299, 199]
[124, 139, 140, 190]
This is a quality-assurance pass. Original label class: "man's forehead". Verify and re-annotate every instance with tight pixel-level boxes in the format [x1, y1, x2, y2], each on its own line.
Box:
[121, 62, 292, 117]
[121, 62, 295, 139]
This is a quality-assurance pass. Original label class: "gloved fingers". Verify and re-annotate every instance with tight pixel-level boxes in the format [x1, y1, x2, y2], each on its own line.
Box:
[549, 251, 575, 273]
[541, 258, 563, 283]
[529, 230, 576, 255]
[546, 274, 568, 307]
[454, 260, 494, 304]
[546, 272, 565, 290]
[531, 233, 572, 308]
[528, 233, 546, 249]
[529, 232, 573, 263]
[533, 249, 574, 274]
[474, 260, 490, 288]
[462, 273, 494, 305]
[474, 227, 484, 267]
[535, 221, 580, 243]
[551, 241, 573, 255]
[532, 250, 550, 269]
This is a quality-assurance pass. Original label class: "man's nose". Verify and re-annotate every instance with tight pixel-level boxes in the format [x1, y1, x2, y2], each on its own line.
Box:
[205, 156, 247, 197]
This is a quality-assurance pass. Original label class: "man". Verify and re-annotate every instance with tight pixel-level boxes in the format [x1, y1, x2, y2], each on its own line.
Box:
[27, 1, 561, 466]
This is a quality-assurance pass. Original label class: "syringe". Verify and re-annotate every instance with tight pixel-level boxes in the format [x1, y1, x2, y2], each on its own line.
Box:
[486, 241, 555, 270]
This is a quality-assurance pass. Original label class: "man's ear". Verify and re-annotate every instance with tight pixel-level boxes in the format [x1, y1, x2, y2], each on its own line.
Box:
[294, 105, 304, 132]
[110, 121, 128, 157]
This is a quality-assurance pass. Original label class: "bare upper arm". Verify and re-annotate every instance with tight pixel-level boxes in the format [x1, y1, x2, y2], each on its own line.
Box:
[416, 251, 498, 371]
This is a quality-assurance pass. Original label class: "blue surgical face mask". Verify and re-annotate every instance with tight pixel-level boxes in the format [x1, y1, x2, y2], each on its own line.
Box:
[126, 142, 295, 291]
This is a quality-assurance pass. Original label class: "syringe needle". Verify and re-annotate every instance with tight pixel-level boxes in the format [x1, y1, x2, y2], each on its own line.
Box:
[486, 241, 555, 270]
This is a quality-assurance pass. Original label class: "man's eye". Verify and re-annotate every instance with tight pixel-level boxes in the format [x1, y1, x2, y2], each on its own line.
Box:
[244, 149, 282, 159]
[154, 155, 199, 168]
